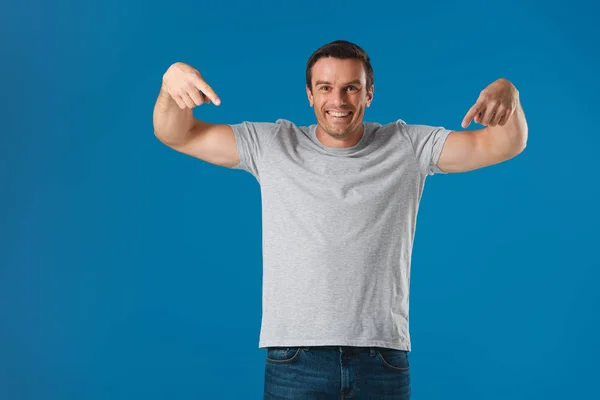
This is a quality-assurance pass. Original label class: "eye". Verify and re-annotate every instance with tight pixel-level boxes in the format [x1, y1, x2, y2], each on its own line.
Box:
[347, 86, 358, 92]
[319, 86, 329, 92]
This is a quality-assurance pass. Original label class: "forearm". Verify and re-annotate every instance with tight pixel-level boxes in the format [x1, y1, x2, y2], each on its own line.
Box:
[487, 94, 528, 158]
[153, 83, 194, 145]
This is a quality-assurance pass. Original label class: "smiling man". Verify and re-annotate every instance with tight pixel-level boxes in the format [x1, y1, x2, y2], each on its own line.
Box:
[308, 57, 372, 147]
[153, 40, 528, 400]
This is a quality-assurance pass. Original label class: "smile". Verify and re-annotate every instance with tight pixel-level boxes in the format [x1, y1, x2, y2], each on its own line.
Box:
[327, 111, 352, 118]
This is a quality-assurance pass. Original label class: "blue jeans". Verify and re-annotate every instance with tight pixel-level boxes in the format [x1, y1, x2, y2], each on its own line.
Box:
[264, 346, 410, 399]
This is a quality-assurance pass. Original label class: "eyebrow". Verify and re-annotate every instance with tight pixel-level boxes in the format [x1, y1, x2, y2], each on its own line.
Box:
[315, 79, 362, 86]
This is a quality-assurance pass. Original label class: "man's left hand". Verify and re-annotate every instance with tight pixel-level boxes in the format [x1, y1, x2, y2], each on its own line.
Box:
[461, 78, 519, 128]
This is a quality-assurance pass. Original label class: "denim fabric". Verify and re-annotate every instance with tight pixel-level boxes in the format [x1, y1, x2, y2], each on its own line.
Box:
[264, 346, 410, 399]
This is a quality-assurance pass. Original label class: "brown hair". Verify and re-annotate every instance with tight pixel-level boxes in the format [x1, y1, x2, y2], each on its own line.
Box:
[306, 40, 374, 92]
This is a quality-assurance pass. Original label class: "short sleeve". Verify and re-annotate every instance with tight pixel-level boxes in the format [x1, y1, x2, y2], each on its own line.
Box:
[229, 121, 280, 180]
[398, 120, 453, 176]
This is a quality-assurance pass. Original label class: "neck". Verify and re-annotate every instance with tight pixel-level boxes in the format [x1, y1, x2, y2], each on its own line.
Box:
[315, 123, 364, 148]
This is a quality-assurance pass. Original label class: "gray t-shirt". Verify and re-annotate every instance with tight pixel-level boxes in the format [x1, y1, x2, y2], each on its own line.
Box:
[230, 118, 452, 351]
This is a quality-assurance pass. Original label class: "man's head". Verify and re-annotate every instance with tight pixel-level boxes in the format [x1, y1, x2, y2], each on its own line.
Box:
[306, 40, 374, 145]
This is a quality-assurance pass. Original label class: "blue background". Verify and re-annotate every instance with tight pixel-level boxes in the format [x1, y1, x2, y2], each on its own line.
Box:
[2, 0, 599, 398]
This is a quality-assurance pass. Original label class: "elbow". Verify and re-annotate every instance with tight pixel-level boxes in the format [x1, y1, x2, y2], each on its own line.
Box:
[517, 115, 528, 152]
[517, 126, 528, 154]
[520, 137, 528, 153]
[509, 130, 528, 158]
[498, 132, 527, 161]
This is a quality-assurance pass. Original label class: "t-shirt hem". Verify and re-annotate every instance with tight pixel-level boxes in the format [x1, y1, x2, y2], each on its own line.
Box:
[429, 128, 453, 175]
[259, 338, 411, 352]
[229, 123, 249, 172]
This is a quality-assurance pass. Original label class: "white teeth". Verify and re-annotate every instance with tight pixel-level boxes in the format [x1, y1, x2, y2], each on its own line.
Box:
[328, 111, 350, 117]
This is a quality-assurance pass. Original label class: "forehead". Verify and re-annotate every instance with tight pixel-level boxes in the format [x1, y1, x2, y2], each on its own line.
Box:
[311, 57, 366, 84]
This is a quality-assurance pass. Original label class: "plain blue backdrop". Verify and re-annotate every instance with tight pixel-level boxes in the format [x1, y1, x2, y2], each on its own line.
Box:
[1, 0, 599, 399]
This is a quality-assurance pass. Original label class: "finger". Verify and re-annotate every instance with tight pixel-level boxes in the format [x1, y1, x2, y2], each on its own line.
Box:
[172, 95, 187, 109]
[187, 88, 205, 106]
[490, 108, 504, 126]
[498, 110, 511, 126]
[202, 93, 211, 104]
[194, 76, 221, 105]
[180, 93, 196, 108]
[481, 107, 497, 126]
[461, 103, 481, 128]
[475, 110, 484, 124]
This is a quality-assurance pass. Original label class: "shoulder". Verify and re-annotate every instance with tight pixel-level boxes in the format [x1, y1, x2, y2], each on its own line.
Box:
[365, 119, 406, 140]
[240, 118, 303, 131]
[230, 119, 296, 137]
[273, 118, 308, 130]
[366, 119, 406, 131]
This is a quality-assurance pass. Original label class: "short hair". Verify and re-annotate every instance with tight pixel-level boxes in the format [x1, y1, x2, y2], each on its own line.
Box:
[306, 40, 374, 92]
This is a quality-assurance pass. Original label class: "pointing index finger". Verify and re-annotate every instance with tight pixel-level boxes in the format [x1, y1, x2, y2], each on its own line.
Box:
[195, 76, 221, 106]
[461, 102, 481, 128]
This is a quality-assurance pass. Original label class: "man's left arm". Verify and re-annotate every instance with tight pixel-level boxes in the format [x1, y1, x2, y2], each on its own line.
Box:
[437, 78, 528, 173]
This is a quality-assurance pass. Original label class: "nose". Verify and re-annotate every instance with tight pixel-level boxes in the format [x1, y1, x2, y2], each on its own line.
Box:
[330, 90, 348, 107]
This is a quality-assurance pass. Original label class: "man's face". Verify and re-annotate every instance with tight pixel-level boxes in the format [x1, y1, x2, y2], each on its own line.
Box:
[306, 57, 373, 141]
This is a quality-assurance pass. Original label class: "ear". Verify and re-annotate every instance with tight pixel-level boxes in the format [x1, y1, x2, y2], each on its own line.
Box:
[366, 84, 374, 107]
[306, 85, 314, 107]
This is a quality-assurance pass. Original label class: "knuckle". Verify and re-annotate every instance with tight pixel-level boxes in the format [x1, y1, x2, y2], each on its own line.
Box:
[184, 80, 196, 90]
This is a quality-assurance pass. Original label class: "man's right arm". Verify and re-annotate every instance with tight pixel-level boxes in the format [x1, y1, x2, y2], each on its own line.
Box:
[152, 63, 240, 168]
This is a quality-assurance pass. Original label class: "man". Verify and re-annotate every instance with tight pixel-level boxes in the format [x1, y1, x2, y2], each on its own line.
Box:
[153, 40, 528, 399]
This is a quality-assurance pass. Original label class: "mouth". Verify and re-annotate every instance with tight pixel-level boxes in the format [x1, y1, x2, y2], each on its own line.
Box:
[326, 110, 353, 121]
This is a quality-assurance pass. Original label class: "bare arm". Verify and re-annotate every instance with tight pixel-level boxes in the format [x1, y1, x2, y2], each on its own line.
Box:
[164, 118, 240, 168]
[437, 78, 527, 173]
[153, 82, 195, 145]
[152, 62, 240, 168]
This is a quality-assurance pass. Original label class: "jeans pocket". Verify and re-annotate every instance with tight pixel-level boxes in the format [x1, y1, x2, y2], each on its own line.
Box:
[376, 347, 410, 371]
[266, 347, 302, 364]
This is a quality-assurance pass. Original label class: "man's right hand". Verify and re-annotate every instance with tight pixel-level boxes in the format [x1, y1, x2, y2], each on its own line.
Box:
[162, 62, 222, 109]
